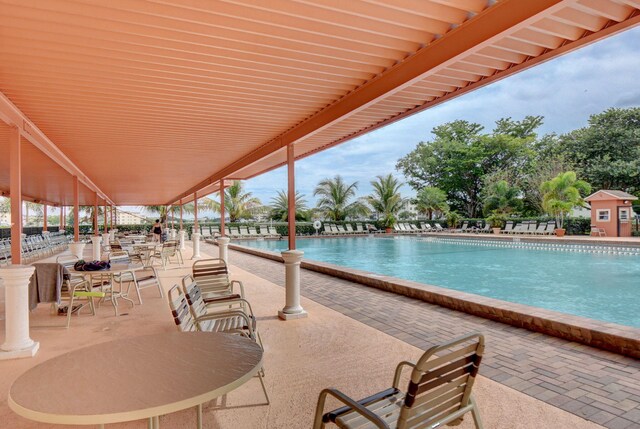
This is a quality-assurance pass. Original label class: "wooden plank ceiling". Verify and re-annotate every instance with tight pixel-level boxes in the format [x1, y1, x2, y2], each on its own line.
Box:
[0, 0, 638, 206]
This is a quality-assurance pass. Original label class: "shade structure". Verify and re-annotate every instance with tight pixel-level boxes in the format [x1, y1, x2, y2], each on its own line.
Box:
[0, 0, 639, 206]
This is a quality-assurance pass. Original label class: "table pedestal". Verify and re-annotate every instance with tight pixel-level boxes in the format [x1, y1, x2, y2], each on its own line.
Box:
[278, 250, 307, 320]
[0, 265, 39, 359]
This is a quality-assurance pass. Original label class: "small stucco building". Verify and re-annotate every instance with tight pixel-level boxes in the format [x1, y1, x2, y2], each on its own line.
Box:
[585, 190, 637, 237]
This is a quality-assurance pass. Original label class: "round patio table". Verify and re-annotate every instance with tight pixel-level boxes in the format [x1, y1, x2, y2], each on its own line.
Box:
[8, 332, 263, 429]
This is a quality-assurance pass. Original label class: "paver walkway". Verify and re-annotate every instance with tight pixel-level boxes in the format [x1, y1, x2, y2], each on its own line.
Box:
[202, 242, 640, 429]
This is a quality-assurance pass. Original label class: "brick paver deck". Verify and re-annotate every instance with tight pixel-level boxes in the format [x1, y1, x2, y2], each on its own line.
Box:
[202, 242, 640, 429]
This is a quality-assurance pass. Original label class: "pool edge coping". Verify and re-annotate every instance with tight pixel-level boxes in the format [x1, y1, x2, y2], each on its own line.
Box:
[223, 241, 640, 360]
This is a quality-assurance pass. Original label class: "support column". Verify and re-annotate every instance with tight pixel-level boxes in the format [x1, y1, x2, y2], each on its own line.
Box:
[220, 181, 225, 237]
[73, 177, 80, 242]
[93, 193, 98, 236]
[179, 199, 185, 250]
[279, 144, 306, 320]
[278, 250, 307, 320]
[104, 202, 108, 234]
[9, 126, 22, 264]
[43, 204, 48, 232]
[192, 192, 200, 259]
[287, 144, 296, 250]
[91, 236, 101, 261]
[217, 236, 230, 265]
[60, 206, 65, 231]
[0, 265, 39, 359]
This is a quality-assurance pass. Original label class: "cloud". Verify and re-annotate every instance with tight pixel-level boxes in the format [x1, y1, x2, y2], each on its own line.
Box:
[246, 26, 640, 206]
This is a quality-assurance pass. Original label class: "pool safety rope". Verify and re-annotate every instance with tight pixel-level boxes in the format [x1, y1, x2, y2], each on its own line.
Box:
[403, 237, 640, 256]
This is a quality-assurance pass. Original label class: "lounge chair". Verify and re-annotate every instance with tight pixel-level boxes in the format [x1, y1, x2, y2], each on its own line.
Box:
[313, 332, 485, 429]
[476, 223, 491, 233]
[345, 224, 356, 234]
[366, 224, 381, 233]
[201, 228, 212, 238]
[502, 221, 514, 234]
[526, 221, 538, 234]
[419, 222, 432, 232]
[267, 226, 281, 238]
[433, 223, 444, 232]
[454, 221, 469, 233]
[211, 226, 220, 237]
[239, 226, 251, 238]
[323, 224, 333, 235]
[337, 225, 348, 235]
[533, 223, 547, 235]
[410, 224, 421, 233]
[248, 227, 259, 238]
[544, 221, 556, 235]
[230, 227, 242, 238]
[355, 223, 366, 234]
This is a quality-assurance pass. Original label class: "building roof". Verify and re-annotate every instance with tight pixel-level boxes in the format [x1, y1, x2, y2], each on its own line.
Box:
[1, 1, 639, 206]
[585, 190, 639, 201]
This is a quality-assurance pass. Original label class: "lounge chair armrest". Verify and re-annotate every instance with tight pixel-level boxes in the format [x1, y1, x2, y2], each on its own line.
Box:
[313, 388, 391, 429]
[230, 279, 245, 298]
[204, 297, 255, 317]
[393, 361, 416, 388]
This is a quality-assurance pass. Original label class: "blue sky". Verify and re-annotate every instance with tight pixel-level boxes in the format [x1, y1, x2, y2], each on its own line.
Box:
[241, 26, 640, 207]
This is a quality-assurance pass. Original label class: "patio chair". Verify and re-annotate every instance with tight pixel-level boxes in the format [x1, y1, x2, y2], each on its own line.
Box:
[168, 284, 269, 404]
[56, 255, 106, 328]
[454, 221, 469, 233]
[590, 225, 606, 236]
[533, 223, 547, 235]
[224, 226, 233, 237]
[355, 223, 366, 234]
[190, 258, 245, 299]
[231, 227, 242, 238]
[394, 224, 402, 233]
[345, 224, 356, 234]
[313, 332, 485, 429]
[419, 222, 432, 232]
[150, 240, 183, 270]
[109, 251, 163, 304]
[211, 226, 220, 237]
[366, 224, 380, 233]
[433, 223, 444, 232]
[201, 227, 212, 238]
[410, 224, 421, 233]
[475, 223, 490, 233]
[248, 227, 260, 237]
[239, 226, 251, 238]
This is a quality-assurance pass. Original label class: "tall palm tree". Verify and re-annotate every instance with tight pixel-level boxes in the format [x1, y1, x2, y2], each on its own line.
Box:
[269, 190, 308, 221]
[224, 181, 262, 222]
[415, 187, 449, 220]
[365, 174, 405, 228]
[541, 171, 591, 229]
[314, 175, 368, 221]
[24, 202, 43, 226]
[144, 203, 197, 223]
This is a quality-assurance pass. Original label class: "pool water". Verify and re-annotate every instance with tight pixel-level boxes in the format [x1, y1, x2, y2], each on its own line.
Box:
[245, 236, 640, 328]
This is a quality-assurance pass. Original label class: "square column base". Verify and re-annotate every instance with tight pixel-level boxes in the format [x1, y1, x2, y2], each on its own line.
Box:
[278, 310, 308, 320]
[0, 342, 39, 360]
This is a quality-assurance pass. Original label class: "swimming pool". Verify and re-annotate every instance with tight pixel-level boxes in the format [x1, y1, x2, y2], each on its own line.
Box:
[244, 236, 640, 328]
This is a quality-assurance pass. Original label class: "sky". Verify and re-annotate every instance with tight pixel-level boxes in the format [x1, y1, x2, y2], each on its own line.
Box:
[241, 25, 640, 208]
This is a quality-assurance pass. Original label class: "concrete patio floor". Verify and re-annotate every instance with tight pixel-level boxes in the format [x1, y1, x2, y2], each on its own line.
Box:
[0, 243, 606, 428]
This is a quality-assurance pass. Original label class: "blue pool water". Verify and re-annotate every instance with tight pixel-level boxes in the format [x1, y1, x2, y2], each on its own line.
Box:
[245, 236, 640, 328]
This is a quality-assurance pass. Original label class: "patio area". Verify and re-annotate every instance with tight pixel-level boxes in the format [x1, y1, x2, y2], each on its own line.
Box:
[0, 242, 612, 428]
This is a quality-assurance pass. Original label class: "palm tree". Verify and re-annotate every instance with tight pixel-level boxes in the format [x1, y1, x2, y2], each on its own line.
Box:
[144, 203, 197, 223]
[24, 202, 43, 226]
[541, 171, 591, 230]
[314, 175, 368, 221]
[224, 181, 262, 222]
[269, 190, 308, 221]
[482, 180, 522, 216]
[365, 174, 405, 228]
[415, 187, 449, 220]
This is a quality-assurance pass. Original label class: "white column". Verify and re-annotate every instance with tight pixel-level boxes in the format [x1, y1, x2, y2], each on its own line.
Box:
[217, 236, 230, 265]
[109, 229, 116, 241]
[179, 230, 186, 250]
[170, 228, 177, 241]
[278, 250, 307, 320]
[0, 265, 39, 359]
[91, 236, 101, 261]
[191, 232, 201, 259]
[69, 242, 86, 260]
[102, 232, 110, 250]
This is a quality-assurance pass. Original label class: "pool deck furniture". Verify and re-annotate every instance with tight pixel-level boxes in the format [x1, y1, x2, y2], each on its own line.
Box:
[70, 262, 142, 316]
[8, 332, 264, 429]
[314, 332, 485, 429]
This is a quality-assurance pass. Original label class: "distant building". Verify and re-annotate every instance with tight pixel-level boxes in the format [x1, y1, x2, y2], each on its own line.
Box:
[116, 210, 148, 225]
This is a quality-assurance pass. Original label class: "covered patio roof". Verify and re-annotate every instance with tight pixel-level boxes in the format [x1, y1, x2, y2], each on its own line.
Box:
[1, 0, 639, 206]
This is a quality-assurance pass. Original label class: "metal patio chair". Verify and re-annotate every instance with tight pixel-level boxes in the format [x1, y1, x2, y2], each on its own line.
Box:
[314, 332, 485, 429]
